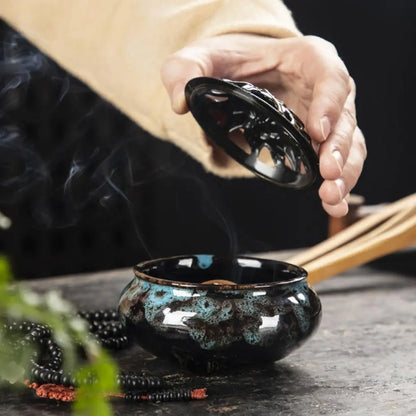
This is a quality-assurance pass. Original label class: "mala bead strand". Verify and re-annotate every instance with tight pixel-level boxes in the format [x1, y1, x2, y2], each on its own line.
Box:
[5, 309, 207, 403]
[115, 373, 165, 391]
[23, 310, 164, 390]
[24, 381, 207, 403]
[24, 323, 63, 372]
[90, 321, 124, 338]
[40, 338, 63, 370]
[99, 334, 129, 350]
[78, 309, 118, 321]
[30, 360, 117, 388]
[2, 321, 50, 341]
[30, 361, 68, 386]
[30, 368, 166, 391]
[78, 309, 129, 350]
[124, 388, 207, 402]
[2, 320, 57, 367]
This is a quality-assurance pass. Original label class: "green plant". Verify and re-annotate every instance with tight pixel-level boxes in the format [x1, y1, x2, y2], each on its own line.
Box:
[0, 256, 118, 415]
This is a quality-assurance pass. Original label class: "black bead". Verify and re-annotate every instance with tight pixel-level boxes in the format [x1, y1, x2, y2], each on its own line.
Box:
[8, 308, 201, 402]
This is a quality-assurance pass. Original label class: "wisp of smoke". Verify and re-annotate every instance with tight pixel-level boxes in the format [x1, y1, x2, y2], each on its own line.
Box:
[0, 126, 49, 203]
[0, 30, 48, 96]
[0, 23, 241, 260]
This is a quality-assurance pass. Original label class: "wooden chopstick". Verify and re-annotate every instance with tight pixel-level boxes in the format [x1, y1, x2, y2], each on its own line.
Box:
[349, 204, 416, 246]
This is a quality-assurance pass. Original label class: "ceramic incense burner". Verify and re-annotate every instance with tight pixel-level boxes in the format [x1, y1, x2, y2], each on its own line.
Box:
[118, 255, 321, 373]
[118, 78, 322, 372]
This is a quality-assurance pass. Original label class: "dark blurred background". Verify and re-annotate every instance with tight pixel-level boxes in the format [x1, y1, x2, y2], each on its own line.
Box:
[0, 1, 414, 279]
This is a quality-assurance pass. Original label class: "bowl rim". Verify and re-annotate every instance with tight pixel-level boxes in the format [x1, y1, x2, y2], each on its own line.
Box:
[133, 254, 307, 290]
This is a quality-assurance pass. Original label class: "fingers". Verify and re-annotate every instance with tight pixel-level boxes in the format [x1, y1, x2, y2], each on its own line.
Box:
[318, 85, 356, 180]
[295, 37, 362, 217]
[161, 33, 285, 115]
[306, 72, 352, 144]
[161, 47, 211, 114]
[320, 128, 367, 217]
[297, 37, 352, 145]
[161, 34, 266, 114]
[160, 33, 366, 219]
[322, 199, 349, 218]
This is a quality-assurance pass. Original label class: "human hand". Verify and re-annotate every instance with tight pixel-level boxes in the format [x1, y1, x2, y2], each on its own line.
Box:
[161, 34, 367, 217]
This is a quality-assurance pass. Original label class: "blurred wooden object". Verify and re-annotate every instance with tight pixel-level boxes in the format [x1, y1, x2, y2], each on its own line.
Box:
[287, 193, 416, 284]
[328, 194, 388, 237]
[328, 194, 366, 237]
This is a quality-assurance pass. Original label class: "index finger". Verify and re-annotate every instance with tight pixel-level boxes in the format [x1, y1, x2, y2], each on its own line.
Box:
[306, 68, 353, 144]
[161, 48, 209, 113]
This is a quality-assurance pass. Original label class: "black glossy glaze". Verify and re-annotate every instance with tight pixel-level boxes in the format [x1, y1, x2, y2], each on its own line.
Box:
[185, 77, 319, 189]
[118, 255, 321, 373]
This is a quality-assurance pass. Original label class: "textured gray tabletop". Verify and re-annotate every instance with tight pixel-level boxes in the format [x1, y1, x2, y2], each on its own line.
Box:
[1, 253, 415, 416]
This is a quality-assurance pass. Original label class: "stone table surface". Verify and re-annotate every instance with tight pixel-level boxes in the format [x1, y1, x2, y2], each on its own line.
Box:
[0, 251, 415, 416]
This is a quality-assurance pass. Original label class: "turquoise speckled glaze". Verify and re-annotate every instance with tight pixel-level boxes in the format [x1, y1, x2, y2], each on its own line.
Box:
[118, 255, 321, 373]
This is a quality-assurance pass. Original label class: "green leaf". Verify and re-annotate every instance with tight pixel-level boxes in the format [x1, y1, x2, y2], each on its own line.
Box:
[0, 360, 25, 384]
[0, 256, 12, 286]
[73, 351, 118, 416]
[0, 257, 117, 415]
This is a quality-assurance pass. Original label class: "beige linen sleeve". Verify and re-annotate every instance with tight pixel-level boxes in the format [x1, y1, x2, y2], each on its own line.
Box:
[0, 0, 300, 177]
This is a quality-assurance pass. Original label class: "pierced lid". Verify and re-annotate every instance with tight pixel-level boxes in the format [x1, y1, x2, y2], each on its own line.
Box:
[185, 77, 319, 190]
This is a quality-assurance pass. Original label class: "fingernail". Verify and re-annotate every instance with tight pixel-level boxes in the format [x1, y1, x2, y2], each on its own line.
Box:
[342, 199, 350, 216]
[320, 117, 331, 141]
[335, 178, 346, 199]
[332, 150, 344, 172]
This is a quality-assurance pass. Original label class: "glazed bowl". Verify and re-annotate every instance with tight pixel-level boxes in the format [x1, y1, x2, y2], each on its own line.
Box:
[118, 255, 321, 373]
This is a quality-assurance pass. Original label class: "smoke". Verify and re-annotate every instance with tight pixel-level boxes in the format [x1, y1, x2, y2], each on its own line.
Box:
[0, 30, 46, 77]
[0, 23, 240, 262]
[180, 173, 239, 257]
[0, 126, 48, 203]
[0, 30, 48, 116]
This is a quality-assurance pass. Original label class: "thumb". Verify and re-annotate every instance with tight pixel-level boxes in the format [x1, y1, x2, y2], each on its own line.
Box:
[161, 52, 208, 114]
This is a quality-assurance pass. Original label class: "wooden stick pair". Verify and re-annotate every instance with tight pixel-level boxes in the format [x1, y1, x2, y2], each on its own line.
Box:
[286, 193, 416, 284]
